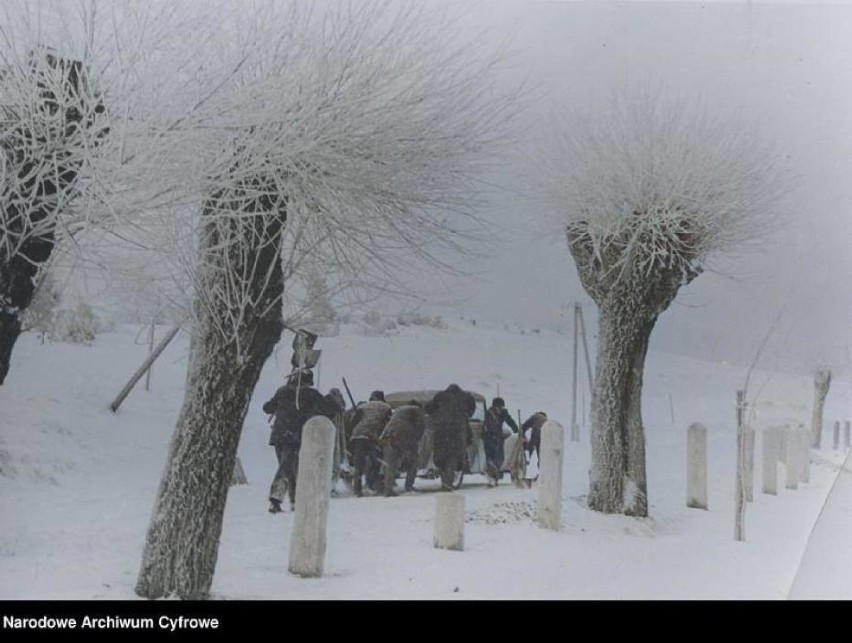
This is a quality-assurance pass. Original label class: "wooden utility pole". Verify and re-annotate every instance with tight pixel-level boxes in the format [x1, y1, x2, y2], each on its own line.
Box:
[571, 305, 579, 442]
[144, 321, 155, 392]
[570, 303, 594, 442]
[735, 390, 746, 541]
[577, 305, 593, 399]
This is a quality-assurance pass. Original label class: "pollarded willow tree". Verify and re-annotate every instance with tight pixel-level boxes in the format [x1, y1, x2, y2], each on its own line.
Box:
[535, 89, 788, 516]
[0, 0, 207, 383]
[0, 46, 107, 384]
[117, 1, 517, 599]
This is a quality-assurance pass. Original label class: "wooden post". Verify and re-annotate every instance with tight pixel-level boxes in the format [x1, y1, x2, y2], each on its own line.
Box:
[288, 417, 335, 577]
[687, 423, 708, 510]
[785, 426, 798, 490]
[761, 429, 778, 496]
[571, 305, 579, 443]
[745, 426, 755, 502]
[799, 427, 811, 483]
[845, 420, 850, 450]
[109, 325, 181, 413]
[434, 493, 465, 551]
[833, 421, 841, 450]
[537, 421, 564, 530]
[735, 390, 746, 541]
[144, 321, 155, 392]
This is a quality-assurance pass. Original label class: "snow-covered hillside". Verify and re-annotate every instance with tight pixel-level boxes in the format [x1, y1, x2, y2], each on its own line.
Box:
[0, 320, 849, 599]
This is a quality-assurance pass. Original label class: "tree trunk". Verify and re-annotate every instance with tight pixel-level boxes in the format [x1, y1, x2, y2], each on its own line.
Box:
[136, 191, 284, 599]
[567, 228, 695, 518]
[0, 310, 23, 385]
[810, 370, 831, 449]
[135, 304, 282, 598]
[0, 238, 56, 385]
[588, 302, 657, 517]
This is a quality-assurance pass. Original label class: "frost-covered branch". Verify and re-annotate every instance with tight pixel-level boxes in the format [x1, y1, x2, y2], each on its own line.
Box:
[535, 88, 789, 294]
[91, 0, 518, 352]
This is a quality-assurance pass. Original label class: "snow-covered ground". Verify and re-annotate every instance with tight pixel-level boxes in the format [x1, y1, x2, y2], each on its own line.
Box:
[1, 319, 850, 600]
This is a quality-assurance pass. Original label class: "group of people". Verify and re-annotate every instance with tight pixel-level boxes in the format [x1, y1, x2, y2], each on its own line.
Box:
[483, 397, 547, 487]
[263, 372, 547, 513]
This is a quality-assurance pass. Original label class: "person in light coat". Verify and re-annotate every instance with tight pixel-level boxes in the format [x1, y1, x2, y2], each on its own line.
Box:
[348, 391, 393, 496]
[379, 401, 426, 496]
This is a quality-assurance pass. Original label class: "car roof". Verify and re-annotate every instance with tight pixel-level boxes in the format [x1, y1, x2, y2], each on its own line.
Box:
[384, 389, 485, 408]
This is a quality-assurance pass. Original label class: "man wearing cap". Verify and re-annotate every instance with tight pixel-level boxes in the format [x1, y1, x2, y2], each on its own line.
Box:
[263, 370, 337, 513]
[348, 390, 392, 496]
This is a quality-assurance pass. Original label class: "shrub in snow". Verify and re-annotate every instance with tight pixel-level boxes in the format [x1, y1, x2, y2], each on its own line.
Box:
[301, 272, 338, 336]
[395, 312, 446, 329]
[53, 303, 99, 345]
[360, 310, 398, 336]
[0, 447, 14, 477]
[21, 274, 61, 343]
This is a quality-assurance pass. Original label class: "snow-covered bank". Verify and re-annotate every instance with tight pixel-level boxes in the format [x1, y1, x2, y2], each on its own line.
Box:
[1, 321, 849, 599]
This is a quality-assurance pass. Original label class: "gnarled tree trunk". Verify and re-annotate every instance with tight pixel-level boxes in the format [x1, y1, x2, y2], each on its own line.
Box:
[0, 229, 56, 384]
[136, 186, 285, 599]
[570, 230, 695, 517]
[588, 297, 657, 515]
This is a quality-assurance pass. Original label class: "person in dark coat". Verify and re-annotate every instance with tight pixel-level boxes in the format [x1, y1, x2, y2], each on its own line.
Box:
[348, 392, 392, 496]
[425, 383, 476, 491]
[483, 397, 519, 487]
[378, 401, 426, 496]
[522, 411, 548, 462]
[326, 387, 346, 413]
[263, 370, 337, 513]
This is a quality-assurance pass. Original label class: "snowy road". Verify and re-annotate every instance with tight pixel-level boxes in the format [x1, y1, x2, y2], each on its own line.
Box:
[788, 448, 852, 599]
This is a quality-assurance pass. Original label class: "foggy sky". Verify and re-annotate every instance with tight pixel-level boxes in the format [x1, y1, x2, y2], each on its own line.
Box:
[49, 1, 852, 378]
[425, 0, 852, 377]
